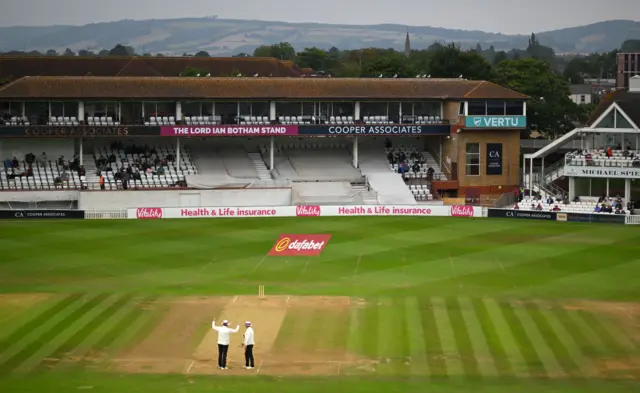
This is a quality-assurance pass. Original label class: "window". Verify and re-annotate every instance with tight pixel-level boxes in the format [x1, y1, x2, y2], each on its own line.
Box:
[468, 101, 486, 115]
[580, 95, 586, 103]
[486, 101, 505, 116]
[506, 101, 524, 115]
[465, 143, 480, 176]
[458, 102, 465, 116]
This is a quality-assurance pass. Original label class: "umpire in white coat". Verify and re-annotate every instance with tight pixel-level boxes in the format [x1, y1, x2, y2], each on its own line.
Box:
[212, 319, 239, 369]
[240, 321, 255, 369]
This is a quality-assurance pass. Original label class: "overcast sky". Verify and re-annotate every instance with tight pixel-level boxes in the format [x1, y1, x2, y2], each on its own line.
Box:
[1, 0, 639, 34]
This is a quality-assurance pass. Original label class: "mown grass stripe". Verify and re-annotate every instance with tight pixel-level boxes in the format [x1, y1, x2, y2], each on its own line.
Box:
[535, 301, 595, 377]
[346, 302, 362, 357]
[496, 300, 546, 377]
[585, 310, 638, 351]
[0, 293, 109, 373]
[473, 298, 518, 377]
[458, 297, 498, 378]
[431, 297, 465, 378]
[303, 307, 327, 353]
[18, 294, 119, 374]
[376, 297, 396, 375]
[0, 294, 82, 352]
[81, 296, 157, 368]
[99, 297, 164, 361]
[575, 310, 633, 359]
[445, 297, 481, 378]
[418, 297, 447, 378]
[404, 297, 429, 377]
[56, 297, 141, 372]
[392, 296, 411, 375]
[509, 301, 565, 377]
[361, 297, 379, 359]
[35, 294, 134, 372]
[560, 308, 609, 357]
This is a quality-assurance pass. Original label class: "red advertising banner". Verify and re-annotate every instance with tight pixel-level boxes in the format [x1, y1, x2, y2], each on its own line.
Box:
[160, 125, 298, 136]
[268, 234, 332, 256]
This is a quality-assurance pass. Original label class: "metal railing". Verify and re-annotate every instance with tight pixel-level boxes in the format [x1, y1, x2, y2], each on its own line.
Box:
[84, 210, 128, 219]
[625, 215, 640, 225]
[493, 192, 516, 208]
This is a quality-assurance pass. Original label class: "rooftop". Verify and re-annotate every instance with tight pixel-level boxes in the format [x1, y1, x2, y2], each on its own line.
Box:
[588, 88, 640, 127]
[0, 76, 528, 100]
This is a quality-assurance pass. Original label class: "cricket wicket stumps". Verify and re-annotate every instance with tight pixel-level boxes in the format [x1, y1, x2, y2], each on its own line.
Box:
[258, 285, 265, 299]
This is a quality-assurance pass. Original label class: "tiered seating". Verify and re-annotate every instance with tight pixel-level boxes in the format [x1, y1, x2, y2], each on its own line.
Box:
[89, 144, 197, 189]
[238, 115, 270, 125]
[2, 116, 30, 126]
[363, 115, 392, 124]
[406, 115, 441, 124]
[1, 159, 82, 190]
[281, 116, 319, 125]
[144, 116, 176, 126]
[408, 184, 433, 201]
[517, 196, 630, 214]
[48, 116, 79, 126]
[88, 116, 119, 126]
[385, 146, 446, 180]
[328, 116, 355, 125]
[260, 140, 361, 182]
[566, 149, 640, 168]
[184, 116, 222, 125]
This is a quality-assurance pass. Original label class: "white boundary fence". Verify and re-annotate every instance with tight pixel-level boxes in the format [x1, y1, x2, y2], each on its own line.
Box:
[626, 215, 640, 225]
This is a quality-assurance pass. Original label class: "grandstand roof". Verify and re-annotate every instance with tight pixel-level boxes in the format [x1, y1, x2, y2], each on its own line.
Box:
[0, 56, 302, 78]
[588, 89, 640, 127]
[0, 76, 528, 100]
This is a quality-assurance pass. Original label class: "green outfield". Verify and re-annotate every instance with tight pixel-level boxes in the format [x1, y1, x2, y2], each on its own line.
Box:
[0, 216, 638, 393]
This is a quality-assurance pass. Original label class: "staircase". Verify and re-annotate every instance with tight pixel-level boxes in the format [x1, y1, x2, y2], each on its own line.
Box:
[83, 154, 99, 184]
[247, 152, 272, 181]
[352, 183, 378, 204]
[424, 152, 447, 180]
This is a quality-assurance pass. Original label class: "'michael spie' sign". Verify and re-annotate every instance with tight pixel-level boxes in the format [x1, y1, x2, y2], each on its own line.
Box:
[268, 234, 332, 256]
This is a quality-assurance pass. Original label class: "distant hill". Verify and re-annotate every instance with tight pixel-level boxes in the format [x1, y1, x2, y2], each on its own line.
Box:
[1, 18, 639, 55]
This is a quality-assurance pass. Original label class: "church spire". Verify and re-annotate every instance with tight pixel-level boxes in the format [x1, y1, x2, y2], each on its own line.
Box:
[404, 27, 411, 57]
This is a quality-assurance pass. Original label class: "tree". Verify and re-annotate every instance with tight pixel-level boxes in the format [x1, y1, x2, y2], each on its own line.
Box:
[179, 66, 209, 77]
[98, 49, 110, 56]
[493, 51, 508, 65]
[78, 49, 94, 56]
[428, 43, 494, 80]
[495, 58, 581, 138]
[195, 50, 210, 57]
[46, 49, 57, 56]
[620, 39, 640, 52]
[108, 44, 134, 56]
[63, 48, 75, 56]
[361, 52, 415, 77]
[296, 47, 335, 73]
[253, 42, 295, 60]
[526, 33, 555, 62]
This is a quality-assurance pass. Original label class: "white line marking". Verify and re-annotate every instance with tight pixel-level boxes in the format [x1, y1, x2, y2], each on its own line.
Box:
[300, 258, 310, 276]
[354, 255, 361, 276]
[186, 360, 195, 374]
[337, 361, 342, 375]
[232, 296, 238, 304]
[251, 255, 268, 273]
[256, 360, 263, 373]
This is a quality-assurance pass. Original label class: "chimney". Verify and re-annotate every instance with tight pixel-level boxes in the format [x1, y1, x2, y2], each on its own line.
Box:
[630, 75, 640, 93]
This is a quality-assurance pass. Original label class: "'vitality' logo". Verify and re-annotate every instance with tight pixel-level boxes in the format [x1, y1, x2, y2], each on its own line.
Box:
[268, 234, 332, 256]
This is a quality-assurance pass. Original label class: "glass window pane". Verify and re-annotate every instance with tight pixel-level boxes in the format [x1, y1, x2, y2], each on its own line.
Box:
[50, 102, 64, 117]
[333, 101, 354, 116]
[468, 101, 486, 115]
[486, 101, 505, 116]
[360, 101, 387, 116]
[466, 143, 480, 154]
[252, 101, 269, 117]
[506, 101, 524, 115]
[239, 102, 251, 116]
[183, 102, 201, 116]
[466, 165, 480, 176]
[276, 101, 300, 117]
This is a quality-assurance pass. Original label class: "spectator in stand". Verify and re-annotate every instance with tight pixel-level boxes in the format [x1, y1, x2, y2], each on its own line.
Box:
[606, 146, 613, 158]
[552, 205, 561, 212]
[25, 152, 35, 165]
[513, 203, 520, 210]
[594, 204, 602, 213]
[40, 152, 48, 166]
[26, 166, 33, 177]
[546, 196, 554, 205]
[536, 203, 543, 211]
[11, 157, 19, 168]
[99, 174, 105, 190]
[78, 165, 86, 177]
[57, 155, 64, 166]
[614, 207, 625, 215]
